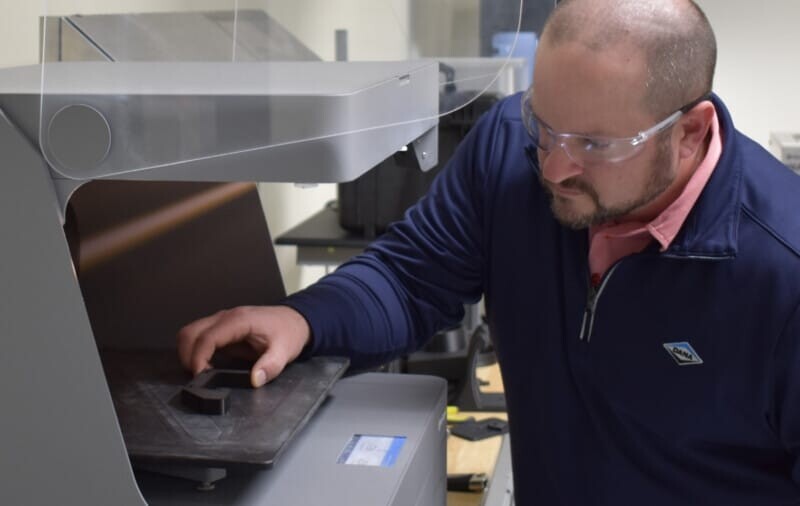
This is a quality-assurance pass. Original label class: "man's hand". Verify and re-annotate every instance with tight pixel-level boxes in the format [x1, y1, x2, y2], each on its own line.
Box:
[177, 305, 311, 388]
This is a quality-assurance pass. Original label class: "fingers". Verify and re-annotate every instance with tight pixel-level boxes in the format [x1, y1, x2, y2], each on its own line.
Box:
[176, 305, 312, 386]
[251, 348, 289, 387]
[177, 307, 258, 375]
[188, 307, 259, 375]
[176, 311, 223, 371]
[249, 306, 312, 386]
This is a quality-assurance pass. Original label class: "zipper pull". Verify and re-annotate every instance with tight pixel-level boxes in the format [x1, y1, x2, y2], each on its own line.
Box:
[579, 308, 590, 341]
[579, 265, 620, 343]
[578, 281, 596, 341]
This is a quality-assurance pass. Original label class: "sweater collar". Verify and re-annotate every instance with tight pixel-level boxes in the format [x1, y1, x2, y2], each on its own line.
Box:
[662, 94, 740, 259]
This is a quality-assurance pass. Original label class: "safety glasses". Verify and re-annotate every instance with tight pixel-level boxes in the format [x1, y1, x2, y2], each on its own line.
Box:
[521, 88, 711, 169]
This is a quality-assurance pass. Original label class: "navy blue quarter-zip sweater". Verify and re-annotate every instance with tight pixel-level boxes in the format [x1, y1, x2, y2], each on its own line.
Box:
[284, 93, 800, 505]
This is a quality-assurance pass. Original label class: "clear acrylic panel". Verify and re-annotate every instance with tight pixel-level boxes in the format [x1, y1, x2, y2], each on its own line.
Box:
[40, 0, 533, 179]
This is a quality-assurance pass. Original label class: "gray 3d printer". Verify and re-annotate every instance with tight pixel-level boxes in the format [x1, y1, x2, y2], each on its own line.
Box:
[0, 4, 521, 505]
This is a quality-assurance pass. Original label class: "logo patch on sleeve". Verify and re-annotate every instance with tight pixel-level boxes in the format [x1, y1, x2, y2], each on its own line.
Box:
[663, 342, 703, 366]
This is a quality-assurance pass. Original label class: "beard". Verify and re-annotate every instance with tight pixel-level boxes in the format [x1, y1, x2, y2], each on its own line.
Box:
[542, 139, 675, 229]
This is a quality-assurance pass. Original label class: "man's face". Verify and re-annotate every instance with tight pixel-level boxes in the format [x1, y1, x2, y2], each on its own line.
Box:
[530, 40, 678, 229]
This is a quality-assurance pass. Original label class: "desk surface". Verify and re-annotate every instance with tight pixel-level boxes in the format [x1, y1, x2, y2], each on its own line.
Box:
[275, 204, 374, 249]
[447, 365, 507, 506]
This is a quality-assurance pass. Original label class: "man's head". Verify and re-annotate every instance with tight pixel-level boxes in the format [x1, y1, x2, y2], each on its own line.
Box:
[529, 0, 717, 229]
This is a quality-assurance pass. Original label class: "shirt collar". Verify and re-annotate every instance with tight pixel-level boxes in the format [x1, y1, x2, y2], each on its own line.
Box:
[590, 106, 723, 251]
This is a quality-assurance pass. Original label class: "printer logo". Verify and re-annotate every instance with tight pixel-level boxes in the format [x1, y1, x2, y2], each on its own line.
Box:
[663, 342, 704, 366]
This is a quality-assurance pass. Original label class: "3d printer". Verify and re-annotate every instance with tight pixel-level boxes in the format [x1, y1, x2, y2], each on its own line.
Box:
[0, 3, 524, 505]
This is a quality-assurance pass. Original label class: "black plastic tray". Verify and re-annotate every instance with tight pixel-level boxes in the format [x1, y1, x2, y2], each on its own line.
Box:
[101, 350, 349, 469]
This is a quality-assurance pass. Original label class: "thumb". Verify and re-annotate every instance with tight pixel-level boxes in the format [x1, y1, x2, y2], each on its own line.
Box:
[250, 348, 290, 388]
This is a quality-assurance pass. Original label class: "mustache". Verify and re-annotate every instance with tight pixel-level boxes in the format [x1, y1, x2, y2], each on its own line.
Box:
[540, 174, 596, 198]
[558, 177, 594, 194]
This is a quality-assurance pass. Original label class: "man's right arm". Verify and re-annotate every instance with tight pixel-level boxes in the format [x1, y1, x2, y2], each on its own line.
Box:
[178, 95, 513, 384]
[281, 100, 508, 368]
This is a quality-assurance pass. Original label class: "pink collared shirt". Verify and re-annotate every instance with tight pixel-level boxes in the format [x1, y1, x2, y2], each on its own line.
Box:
[588, 110, 723, 286]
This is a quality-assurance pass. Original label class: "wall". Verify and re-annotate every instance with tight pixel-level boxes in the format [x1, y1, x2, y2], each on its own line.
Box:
[259, 0, 410, 61]
[696, 0, 800, 147]
[409, 0, 480, 58]
[1, 1, 231, 67]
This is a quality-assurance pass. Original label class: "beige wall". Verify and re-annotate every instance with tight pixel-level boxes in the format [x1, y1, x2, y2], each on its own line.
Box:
[258, 0, 410, 61]
[696, 0, 800, 147]
[1, 3, 42, 67]
[409, 0, 480, 58]
[1, 1, 230, 68]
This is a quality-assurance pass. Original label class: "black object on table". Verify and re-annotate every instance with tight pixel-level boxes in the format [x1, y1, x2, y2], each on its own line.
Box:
[450, 418, 509, 441]
[447, 473, 489, 493]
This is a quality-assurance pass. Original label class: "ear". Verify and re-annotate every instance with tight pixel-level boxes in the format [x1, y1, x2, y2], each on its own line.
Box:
[676, 101, 715, 159]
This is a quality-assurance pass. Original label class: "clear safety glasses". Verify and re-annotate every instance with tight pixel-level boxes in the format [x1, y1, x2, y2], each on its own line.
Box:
[521, 88, 711, 169]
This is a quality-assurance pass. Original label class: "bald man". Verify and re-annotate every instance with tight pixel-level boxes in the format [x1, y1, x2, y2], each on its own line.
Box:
[178, 1, 800, 503]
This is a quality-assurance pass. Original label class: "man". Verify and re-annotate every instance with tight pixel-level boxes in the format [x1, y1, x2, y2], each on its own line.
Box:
[178, 0, 800, 503]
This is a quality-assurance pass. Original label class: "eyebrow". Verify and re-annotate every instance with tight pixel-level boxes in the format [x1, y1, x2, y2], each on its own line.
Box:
[530, 108, 553, 131]
[532, 109, 621, 139]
